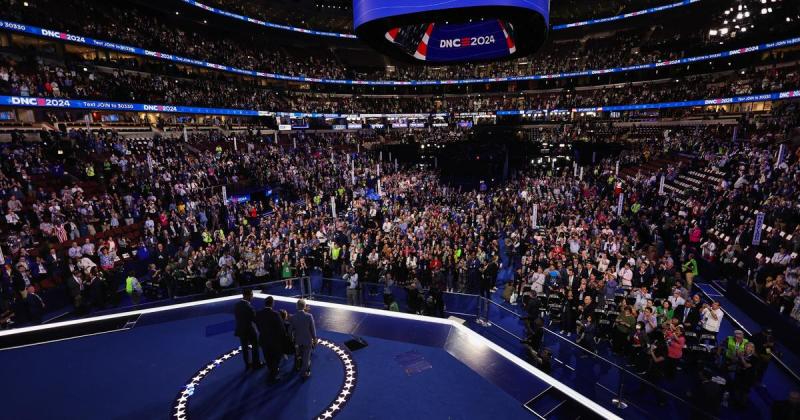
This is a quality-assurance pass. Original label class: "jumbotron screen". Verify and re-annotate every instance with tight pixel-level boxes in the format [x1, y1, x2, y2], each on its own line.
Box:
[353, 0, 549, 63]
[385, 20, 516, 62]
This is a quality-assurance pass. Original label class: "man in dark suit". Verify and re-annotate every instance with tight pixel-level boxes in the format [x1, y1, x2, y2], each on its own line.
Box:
[255, 296, 286, 382]
[675, 300, 700, 330]
[289, 299, 317, 379]
[24, 285, 45, 324]
[234, 289, 261, 371]
[43, 248, 63, 280]
[65, 269, 84, 311]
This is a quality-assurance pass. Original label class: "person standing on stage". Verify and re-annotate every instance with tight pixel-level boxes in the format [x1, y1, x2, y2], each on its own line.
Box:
[234, 289, 261, 371]
[289, 299, 317, 379]
[255, 296, 287, 383]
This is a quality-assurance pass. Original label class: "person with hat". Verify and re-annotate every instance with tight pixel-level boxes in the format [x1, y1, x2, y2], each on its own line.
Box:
[721, 329, 749, 367]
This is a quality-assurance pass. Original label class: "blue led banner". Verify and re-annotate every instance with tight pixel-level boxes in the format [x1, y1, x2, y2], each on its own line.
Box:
[0, 95, 261, 116]
[2, 91, 798, 118]
[551, 0, 700, 30]
[495, 90, 800, 115]
[0, 20, 797, 86]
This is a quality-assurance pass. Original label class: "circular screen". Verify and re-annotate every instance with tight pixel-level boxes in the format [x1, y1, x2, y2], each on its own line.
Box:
[353, 0, 549, 63]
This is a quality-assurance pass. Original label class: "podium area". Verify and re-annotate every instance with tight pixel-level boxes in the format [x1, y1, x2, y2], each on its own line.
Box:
[0, 294, 617, 420]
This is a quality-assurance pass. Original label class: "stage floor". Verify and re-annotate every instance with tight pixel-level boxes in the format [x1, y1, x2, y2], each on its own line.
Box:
[0, 297, 593, 420]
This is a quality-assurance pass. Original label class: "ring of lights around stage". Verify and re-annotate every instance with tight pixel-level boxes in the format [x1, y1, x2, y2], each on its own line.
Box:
[353, 0, 549, 63]
[170, 339, 358, 420]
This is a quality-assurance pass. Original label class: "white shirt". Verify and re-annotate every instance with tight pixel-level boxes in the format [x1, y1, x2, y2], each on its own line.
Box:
[618, 267, 633, 287]
[668, 295, 686, 308]
[345, 272, 359, 289]
[68, 246, 83, 259]
[5, 213, 19, 225]
[771, 252, 791, 266]
[701, 307, 724, 333]
[530, 273, 545, 294]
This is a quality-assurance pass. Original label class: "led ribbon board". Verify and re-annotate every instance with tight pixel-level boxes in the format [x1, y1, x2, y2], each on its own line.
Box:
[353, 0, 549, 63]
[2, 90, 799, 117]
[0, 20, 797, 85]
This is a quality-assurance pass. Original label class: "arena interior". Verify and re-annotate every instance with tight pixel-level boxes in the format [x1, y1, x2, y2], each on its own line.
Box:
[0, 0, 799, 418]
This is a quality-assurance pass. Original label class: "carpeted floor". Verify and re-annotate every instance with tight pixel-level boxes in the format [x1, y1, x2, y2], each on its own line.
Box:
[0, 304, 536, 420]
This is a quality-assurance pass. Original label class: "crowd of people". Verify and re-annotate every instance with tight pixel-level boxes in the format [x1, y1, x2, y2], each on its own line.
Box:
[2, 52, 798, 115]
[1, 0, 799, 416]
[198, 0, 686, 33]
[1, 0, 797, 82]
[0, 103, 797, 412]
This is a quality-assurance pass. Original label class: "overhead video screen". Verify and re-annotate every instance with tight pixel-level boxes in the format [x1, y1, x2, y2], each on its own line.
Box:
[353, 0, 548, 63]
[387, 20, 516, 62]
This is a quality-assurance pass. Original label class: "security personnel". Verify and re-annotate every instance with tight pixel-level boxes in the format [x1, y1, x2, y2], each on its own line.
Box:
[125, 271, 142, 304]
[723, 330, 749, 362]
[330, 242, 342, 276]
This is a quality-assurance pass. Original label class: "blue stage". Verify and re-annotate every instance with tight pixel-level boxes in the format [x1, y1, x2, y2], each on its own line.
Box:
[0, 295, 617, 420]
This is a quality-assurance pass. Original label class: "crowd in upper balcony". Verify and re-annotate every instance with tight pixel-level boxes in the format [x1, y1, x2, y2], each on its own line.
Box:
[0, 0, 796, 82]
[1, 51, 798, 114]
[198, 0, 686, 33]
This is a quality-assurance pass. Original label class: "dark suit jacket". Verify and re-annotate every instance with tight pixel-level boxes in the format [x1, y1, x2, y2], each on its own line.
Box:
[234, 300, 257, 339]
[289, 310, 316, 347]
[26, 292, 45, 323]
[66, 275, 82, 298]
[255, 307, 287, 352]
[44, 253, 62, 272]
[675, 305, 700, 326]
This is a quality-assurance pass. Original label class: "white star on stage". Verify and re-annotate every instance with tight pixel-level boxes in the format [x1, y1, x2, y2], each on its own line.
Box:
[173, 343, 359, 420]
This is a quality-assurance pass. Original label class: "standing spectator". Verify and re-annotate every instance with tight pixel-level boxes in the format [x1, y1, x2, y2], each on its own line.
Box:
[344, 266, 359, 306]
[700, 301, 724, 341]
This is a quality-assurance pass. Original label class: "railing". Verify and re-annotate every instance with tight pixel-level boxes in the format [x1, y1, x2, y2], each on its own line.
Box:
[476, 296, 721, 419]
[36, 273, 733, 418]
